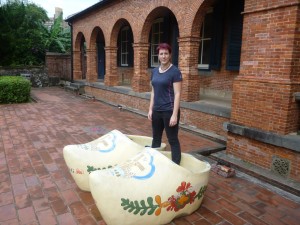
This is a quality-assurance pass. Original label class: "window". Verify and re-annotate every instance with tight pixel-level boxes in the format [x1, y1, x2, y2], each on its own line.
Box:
[198, 9, 213, 70]
[226, 0, 244, 71]
[198, 2, 225, 71]
[149, 15, 179, 68]
[120, 27, 129, 66]
[150, 18, 164, 67]
[117, 26, 133, 67]
[198, 0, 243, 71]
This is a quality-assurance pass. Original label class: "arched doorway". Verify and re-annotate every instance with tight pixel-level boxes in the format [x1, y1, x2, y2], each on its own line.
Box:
[96, 33, 105, 80]
[80, 38, 87, 79]
[74, 32, 87, 80]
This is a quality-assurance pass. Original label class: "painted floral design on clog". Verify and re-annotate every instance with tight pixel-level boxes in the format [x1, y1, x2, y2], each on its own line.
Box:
[121, 181, 207, 216]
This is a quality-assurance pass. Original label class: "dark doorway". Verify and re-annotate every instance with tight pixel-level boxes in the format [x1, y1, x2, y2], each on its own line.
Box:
[97, 42, 105, 79]
[80, 38, 87, 79]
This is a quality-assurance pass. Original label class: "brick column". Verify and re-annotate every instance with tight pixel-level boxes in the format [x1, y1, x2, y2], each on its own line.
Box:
[86, 49, 97, 82]
[230, 1, 300, 135]
[177, 36, 200, 102]
[132, 42, 151, 92]
[226, 1, 300, 179]
[104, 46, 118, 86]
[73, 50, 82, 80]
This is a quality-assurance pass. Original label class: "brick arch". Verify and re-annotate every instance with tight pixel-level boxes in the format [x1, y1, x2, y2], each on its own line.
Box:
[74, 32, 85, 51]
[137, 1, 213, 42]
[140, 6, 179, 43]
[85, 27, 106, 82]
[73, 32, 86, 80]
[190, 0, 216, 37]
[110, 19, 133, 47]
[103, 8, 137, 47]
[89, 27, 105, 50]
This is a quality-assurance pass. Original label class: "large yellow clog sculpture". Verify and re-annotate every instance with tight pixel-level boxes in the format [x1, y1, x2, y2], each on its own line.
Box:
[63, 130, 166, 191]
[89, 147, 211, 225]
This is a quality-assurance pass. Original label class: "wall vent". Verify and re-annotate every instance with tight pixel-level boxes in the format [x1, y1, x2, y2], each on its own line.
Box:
[271, 156, 290, 178]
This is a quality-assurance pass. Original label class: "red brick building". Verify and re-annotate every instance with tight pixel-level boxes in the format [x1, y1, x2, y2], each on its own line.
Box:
[65, 0, 300, 184]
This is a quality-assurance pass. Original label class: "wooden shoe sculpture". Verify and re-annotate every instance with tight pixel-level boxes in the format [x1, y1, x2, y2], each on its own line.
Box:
[63, 130, 166, 191]
[89, 148, 211, 225]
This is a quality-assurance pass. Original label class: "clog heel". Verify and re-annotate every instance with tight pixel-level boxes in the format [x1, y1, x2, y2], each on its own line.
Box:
[126, 134, 166, 149]
[63, 130, 166, 191]
[89, 148, 211, 225]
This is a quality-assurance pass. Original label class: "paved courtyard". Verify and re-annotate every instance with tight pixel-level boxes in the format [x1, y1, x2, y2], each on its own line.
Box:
[0, 87, 299, 225]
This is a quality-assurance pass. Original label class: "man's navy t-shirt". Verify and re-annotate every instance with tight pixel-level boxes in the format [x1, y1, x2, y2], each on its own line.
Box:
[151, 65, 182, 111]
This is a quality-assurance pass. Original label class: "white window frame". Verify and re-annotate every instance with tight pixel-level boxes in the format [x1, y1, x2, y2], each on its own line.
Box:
[198, 9, 213, 70]
[120, 26, 129, 66]
[151, 18, 164, 67]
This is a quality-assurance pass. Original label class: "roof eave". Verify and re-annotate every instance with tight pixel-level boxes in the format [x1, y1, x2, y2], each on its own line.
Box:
[65, 0, 114, 23]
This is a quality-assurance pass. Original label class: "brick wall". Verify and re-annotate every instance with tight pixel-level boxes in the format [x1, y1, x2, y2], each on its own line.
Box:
[199, 70, 237, 95]
[227, 134, 300, 182]
[45, 53, 71, 81]
[230, 1, 300, 134]
[117, 67, 134, 85]
[227, 0, 300, 182]
[240, 1, 299, 81]
[85, 86, 149, 111]
[180, 108, 228, 137]
[231, 79, 300, 134]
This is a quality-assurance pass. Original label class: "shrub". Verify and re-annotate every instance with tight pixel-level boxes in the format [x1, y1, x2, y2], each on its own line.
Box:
[0, 76, 31, 103]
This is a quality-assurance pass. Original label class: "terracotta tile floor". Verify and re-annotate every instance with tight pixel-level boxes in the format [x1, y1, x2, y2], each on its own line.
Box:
[0, 87, 299, 225]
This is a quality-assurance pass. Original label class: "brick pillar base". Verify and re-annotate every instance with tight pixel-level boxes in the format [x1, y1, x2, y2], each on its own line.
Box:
[73, 50, 82, 80]
[104, 46, 118, 86]
[86, 49, 97, 82]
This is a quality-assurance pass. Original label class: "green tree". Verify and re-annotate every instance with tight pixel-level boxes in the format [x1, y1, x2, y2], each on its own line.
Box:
[44, 12, 71, 53]
[0, 0, 71, 66]
[0, 0, 48, 65]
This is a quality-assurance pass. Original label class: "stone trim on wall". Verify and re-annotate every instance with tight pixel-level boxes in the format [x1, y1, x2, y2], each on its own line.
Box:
[225, 122, 300, 152]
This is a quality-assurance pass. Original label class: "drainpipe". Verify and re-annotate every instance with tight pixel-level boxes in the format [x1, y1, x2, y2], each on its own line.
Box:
[68, 21, 74, 82]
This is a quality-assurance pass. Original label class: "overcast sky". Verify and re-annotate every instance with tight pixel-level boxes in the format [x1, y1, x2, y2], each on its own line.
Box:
[28, 0, 100, 19]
